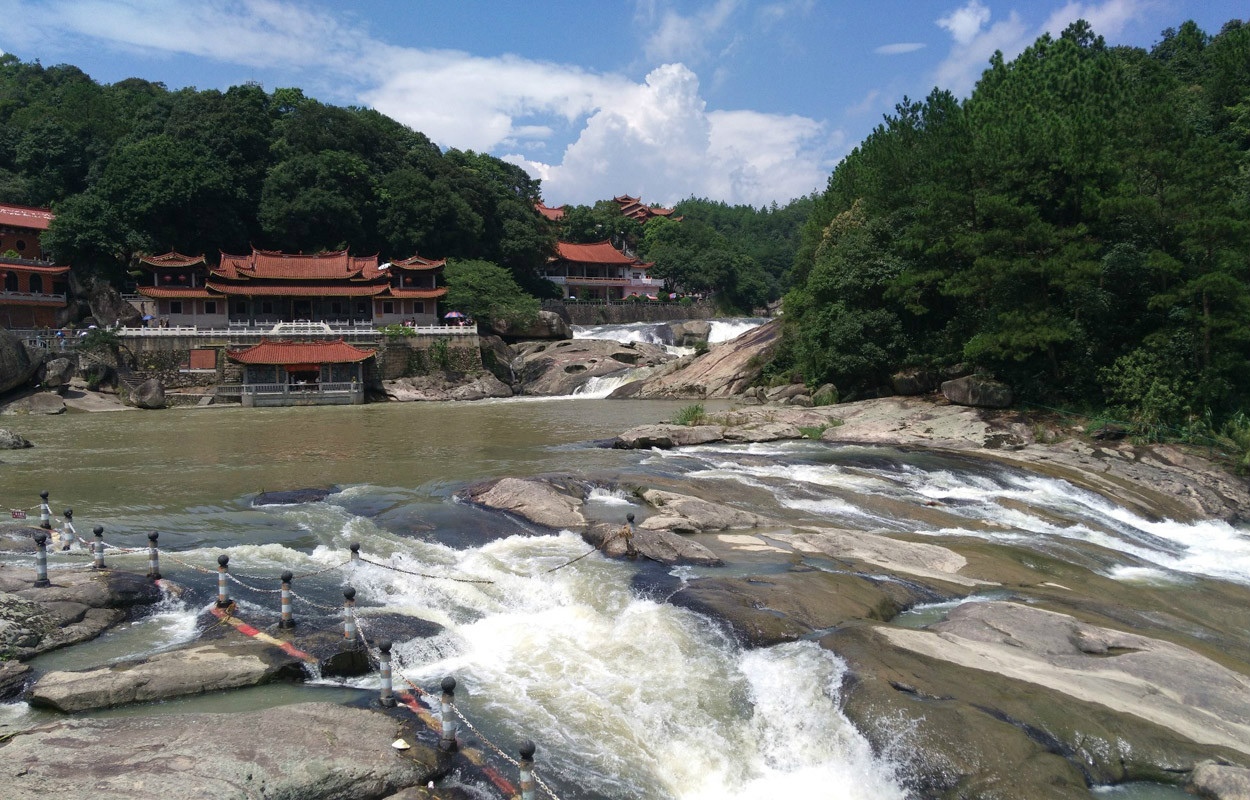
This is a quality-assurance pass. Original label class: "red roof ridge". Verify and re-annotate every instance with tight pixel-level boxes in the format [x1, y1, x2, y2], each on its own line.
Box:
[140, 251, 206, 268]
[226, 337, 377, 365]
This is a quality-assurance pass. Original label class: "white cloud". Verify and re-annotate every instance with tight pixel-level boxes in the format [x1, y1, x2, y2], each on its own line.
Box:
[517, 65, 828, 207]
[874, 42, 926, 55]
[641, 0, 742, 63]
[933, 0, 1144, 96]
[846, 89, 881, 116]
[6, 0, 834, 205]
[937, 0, 991, 45]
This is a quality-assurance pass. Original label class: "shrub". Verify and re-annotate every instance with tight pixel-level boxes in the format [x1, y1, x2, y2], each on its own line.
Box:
[797, 424, 828, 440]
[673, 403, 706, 426]
[381, 324, 415, 338]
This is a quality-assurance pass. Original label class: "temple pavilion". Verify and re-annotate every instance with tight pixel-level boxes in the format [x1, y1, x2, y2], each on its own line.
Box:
[226, 338, 373, 406]
[136, 249, 447, 327]
[612, 195, 681, 223]
[0, 203, 71, 328]
[539, 240, 665, 301]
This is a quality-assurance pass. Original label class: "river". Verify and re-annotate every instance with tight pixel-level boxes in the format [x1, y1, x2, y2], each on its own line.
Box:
[1, 395, 1242, 797]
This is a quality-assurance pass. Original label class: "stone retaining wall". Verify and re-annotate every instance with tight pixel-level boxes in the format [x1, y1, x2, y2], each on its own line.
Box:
[545, 300, 718, 325]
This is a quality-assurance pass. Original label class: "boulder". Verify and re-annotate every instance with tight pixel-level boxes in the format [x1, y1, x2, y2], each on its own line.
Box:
[486, 310, 571, 341]
[890, 369, 936, 396]
[448, 372, 513, 401]
[669, 320, 711, 347]
[0, 328, 41, 395]
[130, 378, 165, 409]
[87, 281, 143, 328]
[478, 334, 517, 385]
[640, 489, 772, 531]
[464, 477, 586, 529]
[0, 659, 31, 699]
[26, 640, 306, 713]
[670, 568, 932, 648]
[582, 521, 723, 566]
[614, 423, 724, 449]
[722, 422, 803, 442]
[0, 567, 163, 659]
[765, 383, 808, 402]
[0, 702, 441, 800]
[811, 383, 837, 405]
[252, 487, 337, 505]
[79, 359, 115, 388]
[1189, 762, 1250, 800]
[385, 372, 513, 402]
[0, 428, 33, 448]
[629, 318, 781, 398]
[512, 338, 671, 396]
[941, 375, 1013, 408]
[40, 357, 75, 389]
[1, 391, 66, 415]
[779, 528, 984, 587]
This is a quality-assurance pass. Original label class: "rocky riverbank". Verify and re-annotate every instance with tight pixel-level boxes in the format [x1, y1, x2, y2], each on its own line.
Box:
[455, 395, 1250, 798]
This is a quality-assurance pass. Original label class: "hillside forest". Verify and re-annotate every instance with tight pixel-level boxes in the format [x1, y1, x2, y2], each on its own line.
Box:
[780, 19, 1249, 431]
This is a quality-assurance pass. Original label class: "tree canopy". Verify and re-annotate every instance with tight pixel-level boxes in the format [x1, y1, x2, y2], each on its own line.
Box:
[782, 18, 1249, 426]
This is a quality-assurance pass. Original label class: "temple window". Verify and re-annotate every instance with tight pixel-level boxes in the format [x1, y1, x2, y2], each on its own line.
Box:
[235, 301, 246, 314]
[15, 240, 25, 252]
[3, 273, 17, 292]
[29, 275, 43, 293]
[261, 301, 274, 314]
[414, 301, 425, 314]
[170, 301, 183, 314]
[382, 301, 394, 314]
[205, 301, 217, 315]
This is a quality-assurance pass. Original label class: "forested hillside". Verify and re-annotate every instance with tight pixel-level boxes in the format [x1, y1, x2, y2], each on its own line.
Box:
[0, 56, 552, 287]
[783, 19, 1249, 427]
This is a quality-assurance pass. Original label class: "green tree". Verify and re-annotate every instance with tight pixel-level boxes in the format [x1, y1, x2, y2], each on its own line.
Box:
[443, 259, 540, 326]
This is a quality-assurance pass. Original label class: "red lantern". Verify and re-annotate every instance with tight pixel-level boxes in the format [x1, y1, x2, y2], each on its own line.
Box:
[178, 274, 187, 283]
[163, 274, 172, 283]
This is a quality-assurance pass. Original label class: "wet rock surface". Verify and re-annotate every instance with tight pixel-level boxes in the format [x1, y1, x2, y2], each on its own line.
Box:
[252, 487, 338, 505]
[385, 372, 512, 402]
[512, 338, 671, 396]
[129, 377, 166, 409]
[0, 702, 441, 800]
[626, 318, 781, 398]
[461, 476, 587, 529]
[614, 423, 724, 449]
[1, 390, 66, 415]
[0, 328, 41, 395]
[0, 427, 32, 448]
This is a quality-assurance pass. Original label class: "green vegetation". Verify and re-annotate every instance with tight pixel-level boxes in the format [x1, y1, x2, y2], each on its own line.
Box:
[380, 324, 416, 338]
[781, 19, 1249, 432]
[0, 59, 552, 291]
[673, 403, 707, 426]
[443, 259, 540, 327]
[797, 424, 829, 440]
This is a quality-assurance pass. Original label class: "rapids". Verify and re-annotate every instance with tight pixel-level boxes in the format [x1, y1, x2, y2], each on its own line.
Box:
[1, 399, 1244, 798]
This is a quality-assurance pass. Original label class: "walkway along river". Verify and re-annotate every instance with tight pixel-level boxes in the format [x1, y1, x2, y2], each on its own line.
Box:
[1, 398, 1246, 798]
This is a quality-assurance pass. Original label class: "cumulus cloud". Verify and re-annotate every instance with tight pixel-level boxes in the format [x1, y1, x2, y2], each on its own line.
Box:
[874, 42, 926, 55]
[933, 0, 1144, 96]
[4, 0, 834, 205]
[511, 65, 828, 206]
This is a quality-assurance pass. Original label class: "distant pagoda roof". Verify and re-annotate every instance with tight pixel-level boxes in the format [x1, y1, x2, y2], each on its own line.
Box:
[391, 254, 447, 271]
[535, 202, 566, 221]
[216, 249, 383, 281]
[0, 203, 54, 231]
[226, 338, 376, 365]
[139, 251, 207, 269]
[612, 194, 679, 222]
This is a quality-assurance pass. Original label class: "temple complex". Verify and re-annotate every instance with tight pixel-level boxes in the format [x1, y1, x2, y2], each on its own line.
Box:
[136, 249, 447, 327]
[534, 202, 565, 221]
[0, 203, 70, 328]
[539, 240, 665, 301]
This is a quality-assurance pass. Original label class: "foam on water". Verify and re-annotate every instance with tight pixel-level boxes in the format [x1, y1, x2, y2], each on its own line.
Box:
[336, 530, 903, 799]
[586, 487, 634, 506]
[707, 318, 768, 344]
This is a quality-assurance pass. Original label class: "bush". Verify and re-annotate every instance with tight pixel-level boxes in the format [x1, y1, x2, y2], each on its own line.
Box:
[673, 403, 706, 426]
[381, 324, 415, 338]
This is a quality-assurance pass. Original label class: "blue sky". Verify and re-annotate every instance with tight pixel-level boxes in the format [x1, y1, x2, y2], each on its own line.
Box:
[0, 1, 1243, 207]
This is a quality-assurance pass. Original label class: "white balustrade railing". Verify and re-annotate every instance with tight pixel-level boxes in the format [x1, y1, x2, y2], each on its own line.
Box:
[242, 382, 360, 395]
[0, 291, 66, 303]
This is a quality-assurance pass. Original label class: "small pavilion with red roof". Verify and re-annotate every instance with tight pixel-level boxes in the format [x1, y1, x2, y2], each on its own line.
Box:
[612, 195, 681, 223]
[0, 203, 71, 328]
[540, 240, 665, 300]
[226, 338, 374, 406]
[136, 249, 447, 327]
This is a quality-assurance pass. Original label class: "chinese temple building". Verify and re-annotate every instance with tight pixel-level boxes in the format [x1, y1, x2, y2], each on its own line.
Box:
[226, 338, 373, 406]
[612, 195, 681, 223]
[539, 240, 665, 300]
[136, 249, 446, 327]
[0, 203, 70, 328]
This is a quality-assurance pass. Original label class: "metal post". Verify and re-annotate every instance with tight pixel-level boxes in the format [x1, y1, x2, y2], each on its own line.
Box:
[60, 508, 75, 551]
[439, 676, 458, 752]
[33, 531, 50, 587]
[519, 740, 537, 800]
[349, 542, 360, 565]
[38, 490, 51, 530]
[279, 571, 295, 629]
[216, 554, 231, 608]
[93, 526, 105, 569]
[147, 531, 161, 580]
[343, 586, 357, 641]
[377, 639, 396, 707]
[625, 512, 638, 559]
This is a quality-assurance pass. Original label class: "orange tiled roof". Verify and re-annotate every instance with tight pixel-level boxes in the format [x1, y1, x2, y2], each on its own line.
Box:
[204, 281, 388, 297]
[226, 338, 376, 365]
[385, 287, 447, 299]
[0, 203, 54, 231]
[555, 240, 641, 265]
[534, 202, 566, 221]
[0, 259, 69, 275]
[391, 254, 447, 271]
[137, 287, 216, 299]
[140, 251, 206, 269]
[215, 249, 374, 281]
